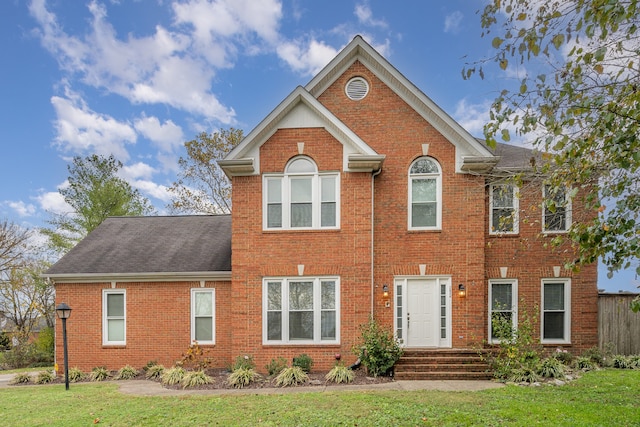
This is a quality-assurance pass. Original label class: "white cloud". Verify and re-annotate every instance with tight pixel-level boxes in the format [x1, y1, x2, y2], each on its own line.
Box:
[36, 188, 73, 215]
[131, 180, 172, 202]
[355, 3, 387, 28]
[277, 38, 338, 76]
[51, 90, 137, 161]
[453, 98, 492, 137]
[6, 201, 37, 217]
[121, 162, 156, 181]
[134, 116, 184, 153]
[444, 11, 463, 34]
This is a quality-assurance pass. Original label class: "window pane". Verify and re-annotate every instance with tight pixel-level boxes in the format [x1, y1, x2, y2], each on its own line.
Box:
[267, 204, 282, 228]
[107, 294, 124, 317]
[291, 178, 312, 202]
[544, 283, 564, 310]
[194, 292, 212, 316]
[107, 319, 124, 341]
[321, 177, 335, 201]
[544, 312, 565, 339]
[289, 281, 313, 310]
[321, 311, 336, 340]
[267, 312, 282, 341]
[267, 179, 282, 203]
[411, 158, 439, 174]
[321, 202, 336, 227]
[195, 317, 213, 341]
[287, 158, 315, 173]
[267, 282, 281, 310]
[545, 209, 566, 231]
[412, 179, 436, 202]
[291, 203, 312, 227]
[493, 208, 514, 232]
[493, 186, 514, 207]
[412, 203, 436, 227]
[289, 311, 313, 340]
[491, 284, 512, 310]
[321, 281, 335, 309]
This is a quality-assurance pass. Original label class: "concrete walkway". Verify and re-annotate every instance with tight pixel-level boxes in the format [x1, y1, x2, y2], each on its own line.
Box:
[0, 371, 503, 395]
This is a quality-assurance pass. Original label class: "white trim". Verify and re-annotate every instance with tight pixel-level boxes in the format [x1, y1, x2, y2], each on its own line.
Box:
[408, 157, 442, 230]
[44, 271, 231, 284]
[489, 184, 520, 235]
[488, 279, 519, 344]
[262, 276, 340, 345]
[191, 288, 216, 345]
[102, 289, 126, 346]
[541, 278, 571, 344]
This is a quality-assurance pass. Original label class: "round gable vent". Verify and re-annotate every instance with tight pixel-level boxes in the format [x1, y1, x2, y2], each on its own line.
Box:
[345, 77, 369, 100]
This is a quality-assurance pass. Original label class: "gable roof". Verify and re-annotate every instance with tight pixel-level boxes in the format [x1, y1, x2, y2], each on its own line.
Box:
[44, 215, 231, 283]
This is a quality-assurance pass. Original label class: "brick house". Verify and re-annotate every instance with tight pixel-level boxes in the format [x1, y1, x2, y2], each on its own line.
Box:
[45, 36, 598, 374]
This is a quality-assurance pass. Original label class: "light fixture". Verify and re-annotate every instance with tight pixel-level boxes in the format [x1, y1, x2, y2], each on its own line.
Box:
[55, 302, 72, 390]
[382, 284, 389, 298]
[458, 284, 466, 298]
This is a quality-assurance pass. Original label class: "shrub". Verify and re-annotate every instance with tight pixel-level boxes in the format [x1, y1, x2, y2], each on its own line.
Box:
[292, 354, 314, 373]
[612, 355, 630, 369]
[161, 366, 186, 386]
[354, 319, 403, 377]
[2, 341, 53, 369]
[143, 360, 158, 372]
[509, 365, 540, 383]
[115, 365, 139, 380]
[574, 356, 596, 371]
[68, 367, 86, 383]
[552, 348, 573, 364]
[177, 342, 211, 370]
[582, 346, 605, 366]
[10, 372, 31, 384]
[145, 364, 165, 380]
[629, 355, 640, 369]
[538, 357, 565, 378]
[232, 355, 255, 371]
[265, 357, 288, 376]
[0, 331, 10, 351]
[227, 367, 262, 388]
[89, 366, 111, 382]
[35, 370, 55, 384]
[274, 366, 308, 387]
[181, 370, 212, 388]
[325, 364, 355, 384]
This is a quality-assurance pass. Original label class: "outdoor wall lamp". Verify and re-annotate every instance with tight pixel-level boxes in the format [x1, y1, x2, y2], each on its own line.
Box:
[458, 284, 466, 298]
[55, 302, 72, 391]
[382, 284, 389, 298]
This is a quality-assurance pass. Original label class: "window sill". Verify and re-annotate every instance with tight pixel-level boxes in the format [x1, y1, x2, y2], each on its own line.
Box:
[263, 228, 341, 234]
[407, 228, 442, 233]
[102, 344, 126, 349]
[262, 342, 341, 347]
[488, 232, 520, 237]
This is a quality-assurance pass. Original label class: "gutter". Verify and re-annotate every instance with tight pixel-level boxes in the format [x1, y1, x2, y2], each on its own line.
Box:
[43, 271, 232, 284]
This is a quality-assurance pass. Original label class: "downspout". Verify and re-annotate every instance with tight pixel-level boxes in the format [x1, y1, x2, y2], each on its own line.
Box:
[371, 168, 382, 318]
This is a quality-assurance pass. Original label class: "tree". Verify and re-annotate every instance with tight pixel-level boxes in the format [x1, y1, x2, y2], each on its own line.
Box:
[0, 220, 31, 277]
[167, 128, 243, 214]
[465, 0, 639, 307]
[43, 154, 155, 253]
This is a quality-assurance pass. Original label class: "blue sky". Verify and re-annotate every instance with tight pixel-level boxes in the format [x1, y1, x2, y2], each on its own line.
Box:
[0, 0, 636, 292]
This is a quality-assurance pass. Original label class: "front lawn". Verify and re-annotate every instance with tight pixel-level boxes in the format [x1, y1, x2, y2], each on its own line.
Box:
[0, 369, 638, 426]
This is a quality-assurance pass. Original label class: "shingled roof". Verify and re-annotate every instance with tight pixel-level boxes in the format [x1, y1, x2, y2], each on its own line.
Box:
[45, 215, 231, 282]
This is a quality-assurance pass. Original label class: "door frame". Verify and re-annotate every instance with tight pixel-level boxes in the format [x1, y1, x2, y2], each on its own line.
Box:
[394, 276, 452, 348]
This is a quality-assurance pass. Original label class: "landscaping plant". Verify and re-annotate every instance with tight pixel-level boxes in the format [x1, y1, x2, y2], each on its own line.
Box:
[325, 364, 354, 384]
[10, 372, 31, 384]
[292, 354, 314, 373]
[227, 367, 262, 388]
[89, 366, 111, 382]
[354, 318, 403, 377]
[180, 370, 213, 388]
[34, 370, 55, 384]
[265, 357, 288, 376]
[115, 365, 139, 380]
[161, 366, 186, 386]
[68, 367, 86, 383]
[145, 364, 165, 380]
[274, 366, 308, 387]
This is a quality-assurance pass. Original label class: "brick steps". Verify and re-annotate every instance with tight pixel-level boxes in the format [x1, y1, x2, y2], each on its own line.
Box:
[394, 349, 492, 381]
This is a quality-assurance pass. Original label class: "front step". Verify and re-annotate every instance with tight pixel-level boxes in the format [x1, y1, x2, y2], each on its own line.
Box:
[394, 349, 492, 381]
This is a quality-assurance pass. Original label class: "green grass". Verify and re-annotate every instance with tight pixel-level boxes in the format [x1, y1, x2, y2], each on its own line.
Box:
[0, 369, 638, 426]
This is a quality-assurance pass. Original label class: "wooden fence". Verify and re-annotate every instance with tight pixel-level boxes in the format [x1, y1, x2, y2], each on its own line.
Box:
[598, 292, 640, 355]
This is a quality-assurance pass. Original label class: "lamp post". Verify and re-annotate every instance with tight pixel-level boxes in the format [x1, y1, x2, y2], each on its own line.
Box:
[55, 302, 72, 391]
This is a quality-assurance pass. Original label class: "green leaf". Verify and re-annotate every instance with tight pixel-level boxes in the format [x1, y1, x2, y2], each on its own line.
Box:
[552, 34, 565, 49]
[501, 129, 511, 142]
[492, 37, 503, 48]
[499, 58, 508, 70]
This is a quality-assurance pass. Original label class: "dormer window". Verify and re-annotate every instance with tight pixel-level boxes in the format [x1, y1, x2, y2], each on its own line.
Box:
[263, 156, 340, 230]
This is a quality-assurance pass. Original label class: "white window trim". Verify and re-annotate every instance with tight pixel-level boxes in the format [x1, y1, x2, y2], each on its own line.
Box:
[191, 288, 216, 345]
[541, 278, 571, 344]
[489, 184, 519, 235]
[488, 279, 518, 344]
[262, 276, 340, 345]
[263, 157, 340, 231]
[408, 157, 442, 230]
[102, 289, 126, 346]
[542, 185, 572, 233]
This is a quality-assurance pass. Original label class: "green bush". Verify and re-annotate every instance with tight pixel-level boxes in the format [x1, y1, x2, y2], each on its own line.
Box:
[161, 367, 186, 386]
[35, 370, 55, 384]
[181, 370, 212, 388]
[552, 348, 573, 364]
[354, 319, 403, 377]
[227, 367, 261, 388]
[325, 364, 354, 384]
[274, 366, 308, 387]
[145, 364, 165, 380]
[10, 372, 31, 384]
[232, 355, 255, 371]
[143, 360, 158, 372]
[629, 355, 640, 369]
[265, 357, 288, 376]
[574, 356, 596, 371]
[115, 365, 139, 380]
[538, 357, 565, 378]
[292, 354, 314, 373]
[612, 355, 630, 369]
[68, 367, 86, 383]
[2, 341, 53, 369]
[0, 331, 10, 351]
[89, 366, 111, 382]
[509, 365, 540, 383]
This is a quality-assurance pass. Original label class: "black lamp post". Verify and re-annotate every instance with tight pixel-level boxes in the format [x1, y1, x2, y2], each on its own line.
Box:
[55, 302, 72, 391]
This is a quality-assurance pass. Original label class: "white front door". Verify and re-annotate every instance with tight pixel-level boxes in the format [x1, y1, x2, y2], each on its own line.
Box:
[395, 277, 451, 348]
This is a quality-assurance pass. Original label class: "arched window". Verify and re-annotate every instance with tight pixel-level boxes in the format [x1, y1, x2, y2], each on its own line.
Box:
[264, 156, 340, 230]
[408, 157, 441, 229]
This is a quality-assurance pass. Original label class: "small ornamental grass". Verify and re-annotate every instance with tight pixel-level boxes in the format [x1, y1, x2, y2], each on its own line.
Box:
[612, 355, 631, 369]
[161, 366, 186, 386]
[68, 367, 86, 383]
[180, 370, 213, 389]
[325, 364, 355, 384]
[89, 366, 111, 382]
[274, 366, 308, 387]
[574, 356, 597, 371]
[538, 357, 565, 379]
[35, 371, 55, 384]
[265, 357, 288, 377]
[145, 364, 165, 380]
[227, 367, 262, 388]
[115, 365, 139, 380]
[10, 372, 31, 385]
